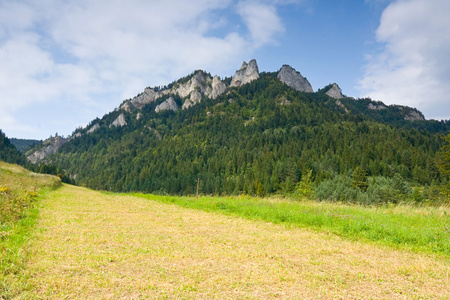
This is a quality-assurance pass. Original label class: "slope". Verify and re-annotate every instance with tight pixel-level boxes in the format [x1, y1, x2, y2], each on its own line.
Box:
[44, 72, 447, 197]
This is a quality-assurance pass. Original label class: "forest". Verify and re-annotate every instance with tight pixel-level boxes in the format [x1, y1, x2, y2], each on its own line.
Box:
[32, 72, 449, 205]
[0, 130, 26, 166]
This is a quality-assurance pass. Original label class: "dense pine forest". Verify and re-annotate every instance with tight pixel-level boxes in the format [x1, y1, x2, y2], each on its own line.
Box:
[0, 130, 26, 166]
[35, 72, 449, 204]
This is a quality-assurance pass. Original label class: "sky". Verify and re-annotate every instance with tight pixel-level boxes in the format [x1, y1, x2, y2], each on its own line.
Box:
[0, 0, 449, 140]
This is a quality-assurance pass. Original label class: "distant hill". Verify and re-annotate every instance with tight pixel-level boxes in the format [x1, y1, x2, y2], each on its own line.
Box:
[9, 138, 42, 153]
[26, 60, 449, 198]
[0, 130, 26, 165]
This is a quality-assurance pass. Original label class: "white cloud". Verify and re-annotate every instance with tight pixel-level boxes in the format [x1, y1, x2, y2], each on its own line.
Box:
[0, 0, 294, 139]
[358, 0, 450, 120]
[237, 0, 284, 47]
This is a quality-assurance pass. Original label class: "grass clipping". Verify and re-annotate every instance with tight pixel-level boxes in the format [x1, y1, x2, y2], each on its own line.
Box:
[24, 185, 450, 299]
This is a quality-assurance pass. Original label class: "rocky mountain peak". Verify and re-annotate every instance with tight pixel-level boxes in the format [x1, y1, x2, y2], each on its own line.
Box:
[174, 71, 212, 98]
[277, 65, 313, 93]
[325, 83, 343, 99]
[230, 59, 260, 87]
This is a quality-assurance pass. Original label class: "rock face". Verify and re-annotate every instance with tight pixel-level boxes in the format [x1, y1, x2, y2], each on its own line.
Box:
[277, 65, 313, 93]
[110, 113, 127, 127]
[117, 60, 261, 113]
[119, 70, 228, 112]
[129, 88, 170, 110]
[174, 72, 211, 98]
[27, 136, 67, 164]
[325, 83, 343, 99]
[397, 107, 425, 121]
[404, 110, 425, 121]
[210, 75, 227, 99]
[155, 97, 178, 113]
[87, 123, 100, 133]
[182, 91, 202, 110]
[230, 59, 260, 87]
[368, 103, 387, 110]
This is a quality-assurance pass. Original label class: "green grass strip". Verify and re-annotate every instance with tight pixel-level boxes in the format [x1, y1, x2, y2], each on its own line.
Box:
[0, 189, 51, 299]
[130, 193, 450, 257]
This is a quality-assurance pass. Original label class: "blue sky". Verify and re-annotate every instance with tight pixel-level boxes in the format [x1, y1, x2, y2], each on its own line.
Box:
[1, 0, 449, 140]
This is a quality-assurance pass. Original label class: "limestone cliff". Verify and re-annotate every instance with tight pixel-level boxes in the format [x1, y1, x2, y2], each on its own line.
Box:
[155, 97, 178, 113]
[325, 83, 343, 99]
[277, 65, 313, 93]
[119, 70, 228, 112]
[26, 136, 67, 164]
[397, 106, 425, 121]
[87, 123, 100, 133]
[210, 75, 227, 99]
[110, 113, 127, 127]
[230, 59, 260, 87]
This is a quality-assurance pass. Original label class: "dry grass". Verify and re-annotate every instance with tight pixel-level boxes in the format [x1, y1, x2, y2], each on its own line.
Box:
[23, 184, 450, 299]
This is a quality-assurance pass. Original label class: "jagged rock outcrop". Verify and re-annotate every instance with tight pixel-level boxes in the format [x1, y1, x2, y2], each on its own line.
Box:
[155, 97, 178, 113]
[129, 88, 170, 110]
[120, 70, 228, 112]
[277, 65, 313, 93]
[182, 91, 202, 110]
[230, 59, 259, 87]
[404, 110, 425, 121]
[110, 113, 127, 127]
[326, 83, 343, 99]
[26, 136, 67, 164]
[368, 103, 387, 110]
[397, 107, 425, 121]
[174, 72, 212, 98]
[210, 75, 227, 99]
[87, 123, 100, 133]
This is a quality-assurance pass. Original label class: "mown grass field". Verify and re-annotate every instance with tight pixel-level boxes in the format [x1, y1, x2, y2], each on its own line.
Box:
[12, 184, 450, 299]
[133, 193, 450, 257]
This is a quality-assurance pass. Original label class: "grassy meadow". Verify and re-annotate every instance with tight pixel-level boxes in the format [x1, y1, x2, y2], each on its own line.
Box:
[133, 193, 450, 257]
[1, 161, 449, 298]
[0, 161, 60, 298]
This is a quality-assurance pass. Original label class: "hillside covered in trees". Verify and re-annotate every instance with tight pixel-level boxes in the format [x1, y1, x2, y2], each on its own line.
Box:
[0, 130, 26, 166]
[27, 62, 450, 204]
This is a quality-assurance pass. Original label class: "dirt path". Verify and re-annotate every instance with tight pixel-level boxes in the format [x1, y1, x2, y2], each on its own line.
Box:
[24, 184, 449, 299]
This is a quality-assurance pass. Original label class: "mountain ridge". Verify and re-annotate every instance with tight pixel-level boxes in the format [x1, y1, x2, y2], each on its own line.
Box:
[26, 58, 438, 164]
[20, 59, 450, 201]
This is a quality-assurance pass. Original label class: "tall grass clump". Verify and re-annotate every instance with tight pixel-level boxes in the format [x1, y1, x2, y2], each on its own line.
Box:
[0, 161, 60, 298]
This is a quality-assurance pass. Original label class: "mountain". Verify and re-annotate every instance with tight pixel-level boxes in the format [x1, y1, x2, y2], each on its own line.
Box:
[9, 138, 42, 153]
[26, 60, 449, 199]
[0, 130, 26, 165]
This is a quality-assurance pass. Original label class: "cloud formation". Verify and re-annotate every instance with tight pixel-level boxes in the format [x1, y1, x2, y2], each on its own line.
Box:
[0, 0, 290, 138]
[358, 0, 450, 120]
